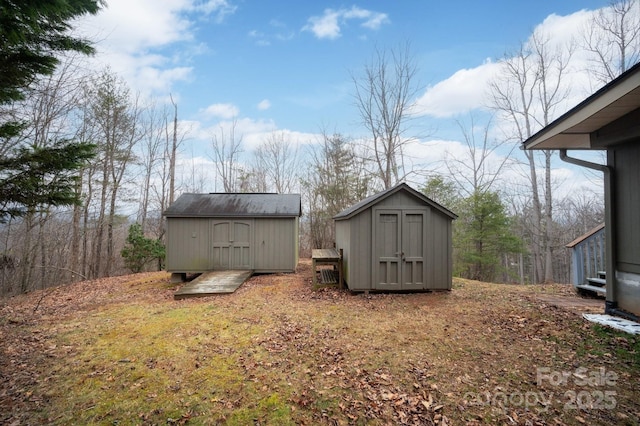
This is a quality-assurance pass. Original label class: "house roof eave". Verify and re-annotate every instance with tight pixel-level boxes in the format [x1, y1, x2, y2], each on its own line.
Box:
[523, 62, 640, 150]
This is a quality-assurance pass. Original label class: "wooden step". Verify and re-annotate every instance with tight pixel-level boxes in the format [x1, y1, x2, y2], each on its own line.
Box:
[587, 277, 606, 286]
[577, 284, 606, 295]
[597, 270, 606, 279]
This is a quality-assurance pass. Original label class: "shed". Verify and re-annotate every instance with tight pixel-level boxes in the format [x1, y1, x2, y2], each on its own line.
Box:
[334, 183, 457, 292]
[523, 61, 640, 320]
[163, 193, 301, 275]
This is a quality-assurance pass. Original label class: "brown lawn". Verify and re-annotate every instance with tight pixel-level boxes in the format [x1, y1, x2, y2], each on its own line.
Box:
[1, 260, 638, 425]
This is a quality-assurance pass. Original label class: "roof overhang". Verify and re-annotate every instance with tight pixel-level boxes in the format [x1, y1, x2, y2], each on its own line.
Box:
[523, 62, 640, 150]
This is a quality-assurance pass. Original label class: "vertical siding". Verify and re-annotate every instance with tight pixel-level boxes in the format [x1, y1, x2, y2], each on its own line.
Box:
[335, 189, 454, 291]
[612, 141, 640, 316]
[167, 216, 299, 273]
[349, 209, 373, 290]
[429, 211, 452, 289]
[294, 218, 300, 267]
[614, 141, 640, 273]
[166, 218, 211, 272]
[337, 214, 373, 290]
[335, 220, 351, 283]
[253, 218, 298, 272]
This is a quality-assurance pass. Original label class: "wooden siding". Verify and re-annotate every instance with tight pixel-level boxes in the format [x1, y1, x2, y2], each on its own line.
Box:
[253, 218, 298, 272]
[166, 217, 299, 273]
[335, 220, 351, 284]
[166, 218, 211, 272]
[337, 209, 373, 290]
[429, 211, 453, 289]
[335, 188, 453, 291]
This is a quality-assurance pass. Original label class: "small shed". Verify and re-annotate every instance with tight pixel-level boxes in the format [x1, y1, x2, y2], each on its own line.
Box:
[334, 183, 457, 292]
[163, 193, 301, 275]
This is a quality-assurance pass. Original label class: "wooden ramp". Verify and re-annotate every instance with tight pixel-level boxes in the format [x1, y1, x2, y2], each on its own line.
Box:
[174, 270, 253, 300]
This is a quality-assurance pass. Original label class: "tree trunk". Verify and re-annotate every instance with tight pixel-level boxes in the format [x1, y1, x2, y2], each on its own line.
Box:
[527, 150, 544, 284]
[543, 149, 554, 282]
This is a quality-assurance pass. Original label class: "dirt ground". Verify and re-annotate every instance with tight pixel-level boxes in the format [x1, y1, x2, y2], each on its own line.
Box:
[0, 260, 638, 425]
[534, 294, 603, 313]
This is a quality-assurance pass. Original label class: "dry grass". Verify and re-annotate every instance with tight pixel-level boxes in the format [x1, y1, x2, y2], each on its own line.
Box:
[1, 260, 638, 425]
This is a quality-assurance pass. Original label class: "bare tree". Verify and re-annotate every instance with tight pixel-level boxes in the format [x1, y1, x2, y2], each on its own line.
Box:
[352, 43, 419, 189]
[583, 0, 640, 84]
[445, 114, 515, 197]
[490, 30, 573, 283]
[168, 94, 179, 204]
[137, 102, 164, 232]
[211, 119, 243, 192]
[83, 68, 142, 277]
[253, 131, 300, 194]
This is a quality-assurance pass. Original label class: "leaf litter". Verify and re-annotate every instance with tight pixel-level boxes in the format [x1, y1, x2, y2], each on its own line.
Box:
[1, 261, 638, 425]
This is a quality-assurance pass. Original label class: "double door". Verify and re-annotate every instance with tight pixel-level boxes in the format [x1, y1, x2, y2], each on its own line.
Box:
[211, 220, 252, 269]
[374, 209, 427, 290]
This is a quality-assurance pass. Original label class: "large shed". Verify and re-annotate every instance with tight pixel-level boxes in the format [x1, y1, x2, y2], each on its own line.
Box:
[334, 183, 457, 292]
[163, 193, 301, 275]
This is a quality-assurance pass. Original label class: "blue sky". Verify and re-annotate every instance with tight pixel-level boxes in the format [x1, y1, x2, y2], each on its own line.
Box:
[77, 0, 614, 195]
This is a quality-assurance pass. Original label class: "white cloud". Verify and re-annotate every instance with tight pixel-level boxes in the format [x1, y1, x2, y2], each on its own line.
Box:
[192, 0, 237, 21]
[413, 61, 501, 118]
[74, 0, 235, 96]
[303, 6, 389, 40]
[257, 99, 271, 110]
[201, 103, 240, 119]
[412, 7, 606, 120]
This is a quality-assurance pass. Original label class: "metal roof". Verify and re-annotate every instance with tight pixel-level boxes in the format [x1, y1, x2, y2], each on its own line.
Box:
[163, 193, 302, 218]
[523, 61, 640, 150]
[333, 182, 457, 221]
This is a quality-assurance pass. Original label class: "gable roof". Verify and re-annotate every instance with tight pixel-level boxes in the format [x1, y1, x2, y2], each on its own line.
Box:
[333, 182, 457, 221]
[163, 193, 302, 218]
[523, 61, 640, 150]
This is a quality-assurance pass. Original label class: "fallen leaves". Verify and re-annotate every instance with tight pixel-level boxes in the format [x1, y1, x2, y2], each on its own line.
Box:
[1, 264, 639, 425]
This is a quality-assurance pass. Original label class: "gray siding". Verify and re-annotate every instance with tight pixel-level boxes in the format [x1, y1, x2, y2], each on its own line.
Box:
[616, 271, 640, 316]
[613, 140, 640, 274]
[429, 211, 453, 289]
[253, 218, 299, 272]
[336, 210, 373, 291]
[335, 187, 454, 292]
[611, 141, 640, 316]
[166, 218, 211, 272]
[335, 220, 351, 283]
[166, 217, 299, 273]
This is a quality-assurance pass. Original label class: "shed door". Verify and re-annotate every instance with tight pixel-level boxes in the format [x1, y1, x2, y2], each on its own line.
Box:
[212, 220, 252, 270]
[374, 210, 426, 290]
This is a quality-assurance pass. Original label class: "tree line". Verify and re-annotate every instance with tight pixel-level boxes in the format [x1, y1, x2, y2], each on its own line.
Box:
[1, 0, 638, 295]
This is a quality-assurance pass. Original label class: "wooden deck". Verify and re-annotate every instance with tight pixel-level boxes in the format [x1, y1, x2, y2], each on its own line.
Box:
[174, 270, 253, 299]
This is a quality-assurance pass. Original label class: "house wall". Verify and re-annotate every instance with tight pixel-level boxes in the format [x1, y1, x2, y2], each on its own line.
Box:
[611, 140, 640, 316]
[166, 216, 299, 273]
[335, 190, 453, 291]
